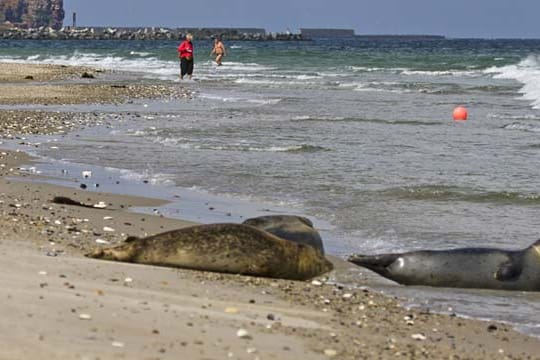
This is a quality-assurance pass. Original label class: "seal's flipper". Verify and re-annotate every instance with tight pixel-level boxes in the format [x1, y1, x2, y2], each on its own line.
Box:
[348, 254, 400, 276]
[495, 260, 523, 282]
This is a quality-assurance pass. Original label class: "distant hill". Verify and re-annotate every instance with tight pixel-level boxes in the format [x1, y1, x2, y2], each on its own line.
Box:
[0, 0, 64, 30]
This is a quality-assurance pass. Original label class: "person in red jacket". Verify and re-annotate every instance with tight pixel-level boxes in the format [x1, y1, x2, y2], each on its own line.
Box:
[178, 33, 194, 80]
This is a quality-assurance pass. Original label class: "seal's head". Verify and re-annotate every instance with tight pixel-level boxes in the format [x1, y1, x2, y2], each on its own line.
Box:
[348, 253, 401, 278]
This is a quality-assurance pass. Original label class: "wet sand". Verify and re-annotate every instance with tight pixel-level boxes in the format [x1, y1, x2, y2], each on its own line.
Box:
[0, 62, 539, 359]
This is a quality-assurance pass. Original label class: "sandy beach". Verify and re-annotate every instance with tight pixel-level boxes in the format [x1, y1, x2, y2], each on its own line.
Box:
[0, 62, 539, 360]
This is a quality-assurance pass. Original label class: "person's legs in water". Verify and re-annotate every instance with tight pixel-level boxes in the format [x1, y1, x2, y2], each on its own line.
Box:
[180, 58, 188, 80]
[186, 59, 194, 80]
[215, 54, 223, 66]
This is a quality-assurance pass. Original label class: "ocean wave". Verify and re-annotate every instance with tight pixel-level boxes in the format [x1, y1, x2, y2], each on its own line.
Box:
[103, 167, 176, 186]
[283, 144, 330, 153]
[489, 113, 540, 121]
[291, 116, 441, 126]
[502, 122, 540, 132]
[291, 115, 347, 122]
[233, 78, 327, 87]
[129, 51, 153, 57]
[198, 93, 282, 105]
[485, 55, 540, 109]
[347, 65, 483, 78]
[151, 138, 328, 153]
[380, 185, 540, 205]
[401, 69, 483, 77]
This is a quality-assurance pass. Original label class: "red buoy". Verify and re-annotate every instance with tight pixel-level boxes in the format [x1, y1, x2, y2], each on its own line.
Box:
[453, 106, 468, 121]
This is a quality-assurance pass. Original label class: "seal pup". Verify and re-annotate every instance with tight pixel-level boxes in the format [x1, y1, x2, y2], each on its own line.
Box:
[242, 215, 325, 254]
[348, 239, 540, 291]
[87, 223, 333, 281]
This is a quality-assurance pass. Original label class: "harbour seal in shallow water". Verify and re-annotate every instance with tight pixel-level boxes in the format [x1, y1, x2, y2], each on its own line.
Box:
[242, 215, 325, 254]
[348, 239, 540, 291]
[87, 223, 333, 281]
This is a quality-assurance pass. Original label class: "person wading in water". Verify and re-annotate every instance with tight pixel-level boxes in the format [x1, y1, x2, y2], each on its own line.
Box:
[178, 33, 194, 80]
[210, 37, 226, 66]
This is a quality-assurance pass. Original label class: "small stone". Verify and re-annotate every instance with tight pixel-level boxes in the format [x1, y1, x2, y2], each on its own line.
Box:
[324, 349, 338, 357]
[103, 226, 115, 232]
[82, 171, 92, 178]
[93, 202, 107, 209]
[81, 72, 95, 79]
[124, 277, 133, 283]
[79, 313, 92, 320]
[225, 307, 239, 314]
[246, 347, 257, 354]
[112, 341, 125, 348]
[236, 329, 251, 339]
[311, 280, 323, 286]
[95, 239, 110, 245]
[342, 293, 353, 299]
[411, 333, 427, 341]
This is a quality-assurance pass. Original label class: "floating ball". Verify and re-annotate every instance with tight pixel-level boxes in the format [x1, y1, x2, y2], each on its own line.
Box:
[453, 106, 468, 121]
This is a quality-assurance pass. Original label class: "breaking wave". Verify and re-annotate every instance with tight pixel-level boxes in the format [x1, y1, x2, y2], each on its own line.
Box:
[485, 55, 540, 109]
[379, 185, 540, 205]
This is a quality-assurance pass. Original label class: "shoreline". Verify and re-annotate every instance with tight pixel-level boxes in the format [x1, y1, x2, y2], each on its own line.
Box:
[1, 62, 539, 359]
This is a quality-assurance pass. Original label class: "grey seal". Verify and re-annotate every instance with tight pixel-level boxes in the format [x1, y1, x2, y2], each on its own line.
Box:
[87, 223, 333, 281]
[348, 239, 540, 291]
[242, 215, 325, 254]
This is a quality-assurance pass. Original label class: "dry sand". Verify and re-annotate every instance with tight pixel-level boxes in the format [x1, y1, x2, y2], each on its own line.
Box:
[0, 62, 539, 359]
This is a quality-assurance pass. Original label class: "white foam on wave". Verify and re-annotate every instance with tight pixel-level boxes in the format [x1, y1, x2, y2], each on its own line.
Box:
[338, 81, 408, 94]
[129, 51, 153, 57]
[151, 137, 320, 153]
[198, 93, 282, 105]
[502, 122, 540, 132]
[234, 78, 320, 86]
[105, 167, 176, 186]
[485, 55, 540, 109]
[291, 115, 346, 121]
[199, 61, 274, 72]
[401, 69, 482, 77]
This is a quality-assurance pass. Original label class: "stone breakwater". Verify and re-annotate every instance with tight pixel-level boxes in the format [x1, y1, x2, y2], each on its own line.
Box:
[0, 26, 305, 41]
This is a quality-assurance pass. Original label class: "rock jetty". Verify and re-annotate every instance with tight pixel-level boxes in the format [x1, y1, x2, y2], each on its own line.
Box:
[0, 26, 304, 41]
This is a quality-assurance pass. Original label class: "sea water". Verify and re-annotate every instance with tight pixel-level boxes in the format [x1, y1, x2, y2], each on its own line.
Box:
[1, 38, 540, 336]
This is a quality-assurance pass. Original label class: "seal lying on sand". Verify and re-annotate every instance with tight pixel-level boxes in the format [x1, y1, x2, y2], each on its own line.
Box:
[242, 215, 325, 254]
[348, 239, 540, 291]
[87, 223, 333, 281]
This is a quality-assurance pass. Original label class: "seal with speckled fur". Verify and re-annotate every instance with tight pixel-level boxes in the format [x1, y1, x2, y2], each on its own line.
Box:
[87, 223, 333, 281]
[348, 239, 540, 291]
[242, 215, 325, 254]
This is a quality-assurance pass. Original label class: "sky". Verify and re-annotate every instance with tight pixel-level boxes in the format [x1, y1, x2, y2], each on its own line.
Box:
[63, 0, 540, 39]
